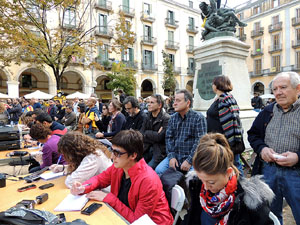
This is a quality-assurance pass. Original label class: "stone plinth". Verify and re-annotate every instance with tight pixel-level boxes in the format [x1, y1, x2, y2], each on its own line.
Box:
[193, 36, 258, 148]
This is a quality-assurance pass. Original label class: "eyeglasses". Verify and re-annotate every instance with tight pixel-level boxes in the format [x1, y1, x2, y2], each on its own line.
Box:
[125, 107, 132, 111]
[112, 148, 128, 158]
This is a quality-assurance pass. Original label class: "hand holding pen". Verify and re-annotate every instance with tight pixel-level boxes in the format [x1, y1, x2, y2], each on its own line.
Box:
[71, 181, 91, 195]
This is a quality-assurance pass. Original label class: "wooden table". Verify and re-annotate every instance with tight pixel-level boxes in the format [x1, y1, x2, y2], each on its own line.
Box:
[0, 147, 40, 166]
[0, 176, 129, 225]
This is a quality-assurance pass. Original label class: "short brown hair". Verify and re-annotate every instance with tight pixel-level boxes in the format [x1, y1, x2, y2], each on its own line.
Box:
[110, 99, 122, 111]
[58, 132, 111, 173]
[29, 123, 51, 140]
[193, 133, 239, 176]
[111, 130, 143, 161]
[213, 75, 233, 92]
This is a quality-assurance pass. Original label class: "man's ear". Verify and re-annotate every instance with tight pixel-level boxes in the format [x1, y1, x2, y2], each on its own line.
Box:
[130, 152, 138, 161]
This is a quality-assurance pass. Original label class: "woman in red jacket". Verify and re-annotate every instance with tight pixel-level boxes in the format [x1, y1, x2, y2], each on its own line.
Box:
[71, 130, 173, 225]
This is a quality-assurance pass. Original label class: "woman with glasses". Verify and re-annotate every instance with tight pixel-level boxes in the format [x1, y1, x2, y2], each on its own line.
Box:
[95, 99, 126, 139]
[182, 133, 274, 225]
[94, 103, 111, 133]
[71, 130, 173, 225]
[50, 131, 112, 188]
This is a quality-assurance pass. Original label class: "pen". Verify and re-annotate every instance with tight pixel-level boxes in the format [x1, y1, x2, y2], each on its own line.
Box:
[83, 183, 91, 187]
[57, 155, 62, 165]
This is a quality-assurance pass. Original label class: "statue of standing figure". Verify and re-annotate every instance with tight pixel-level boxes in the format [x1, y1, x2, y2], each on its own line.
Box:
[199, 0, 247, 40]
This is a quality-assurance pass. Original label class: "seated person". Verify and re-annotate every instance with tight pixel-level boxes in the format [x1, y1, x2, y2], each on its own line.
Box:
[95, 103, 111, 133]
[50, 131, 112, 188]
[71, 130, 173, 225]
[95, 99, 126, 139]
[61, 105, 76, 131]
[29, 123, 65, 173]
[182, 133, 274, 225]
[36, 112, 67, 136]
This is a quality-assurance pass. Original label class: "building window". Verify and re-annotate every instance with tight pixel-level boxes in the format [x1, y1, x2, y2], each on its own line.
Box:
[188, 58, 195, 73]
[64, 8, 76, 27]
[254, 59, 262, 74]
[143, 3, 151, 15]
[272, 34, 280, 49]
[272, 15, 279, 25]
[272, 55, 281, 71]
[297, 8, 300, 18]
[98, 44, 109, 62]
[254, 22, 260, 31]
[189, 36, 194, 47]
[189, 1, 193, 8]
[188, 17, 195, 30]
[254, 39, 261, 52]
[143, 50, 154, 66]
[296, 52, 300, 68]
[237, 12, 244, 20]
[169, 54, 175, 65]
[239, 27, 244, 36]
[168, 31, 174, 43]
[122, 48, 134, 62]
[167, 10, 175, 24]
[253, 5, 260, 15]
[144, 25, 152, 40]
[122, 0, 130, 13]
[99, 14, 107, 32]
[296, 28, 300, 41]
[271, 0, 279, 8]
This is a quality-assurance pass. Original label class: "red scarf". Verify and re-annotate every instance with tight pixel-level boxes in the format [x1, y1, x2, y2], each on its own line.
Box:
[200, 174, 237, 225]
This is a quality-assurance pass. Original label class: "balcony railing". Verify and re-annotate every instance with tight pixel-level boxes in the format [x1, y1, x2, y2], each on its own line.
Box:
[251, 48, 263, 57]
[165, 41, 179, 50]
[174, 67, 181, 74]
[119, 5, 135, 18]
[122, 61, 138, 69]
[94, 57, 112, 69]
[94, 0, 112, 12]
[292, 17, 300, 26]
[268, 22, 282, 33]
[140, 11, 155, 23]
[140, 36, 157, 46]
[268, 44, 282, 53]
[186, 24, 198, 34]
[187, 67, 195, 75]
[165, 18, 179, 28]
[70, 57, 86, 65]
[292, 40, 300, 48]
[186, 45, 194, 53]
[251, 28, 264, 38]
[141, 63, 158, 71]
[292, 64, 300, 71]
[94, 26, 114, 38]
[237, 34, 246, 42]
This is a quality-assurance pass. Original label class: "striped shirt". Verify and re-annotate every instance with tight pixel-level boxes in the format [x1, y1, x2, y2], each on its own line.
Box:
[264, 98, 300, 154]
[166, 109, 207, 165]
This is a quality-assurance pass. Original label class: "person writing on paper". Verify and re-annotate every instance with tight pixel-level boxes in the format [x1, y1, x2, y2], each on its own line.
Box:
[50, 132, 112, 188]
[182, 133, 274, 225]
[71, 130, 173, 225]
[29, 123, 65, 172]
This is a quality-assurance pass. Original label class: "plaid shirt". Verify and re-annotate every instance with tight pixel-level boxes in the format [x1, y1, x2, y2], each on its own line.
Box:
[166, 109, 207, 165]
[265, 98, 300, 154]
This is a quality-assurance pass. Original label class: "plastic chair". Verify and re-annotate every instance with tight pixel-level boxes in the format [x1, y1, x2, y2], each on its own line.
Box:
[269, 212, 280, 225]
[171, 185, 185, 225]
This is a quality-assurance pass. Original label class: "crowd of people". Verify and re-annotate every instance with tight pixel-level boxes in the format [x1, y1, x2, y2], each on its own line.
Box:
[0, 71, 299, 224]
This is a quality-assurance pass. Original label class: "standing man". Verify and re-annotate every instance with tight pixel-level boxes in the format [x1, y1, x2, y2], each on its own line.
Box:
[82, 97, 99, 136]
[73, 97, 80, 115]
[7, 98, 22, 125]
[248, 72, 300, 224]
[140, 94, 170, 169]
[251, 92, 263, 112]
[155, 89, 207, 175]
[123, 96, 146, 131]
[47, 99, 57, 121]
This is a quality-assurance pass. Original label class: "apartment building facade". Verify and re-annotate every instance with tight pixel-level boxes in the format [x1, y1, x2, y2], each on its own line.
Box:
[235, 0, 300, 95]
[0, 0, 202, 99]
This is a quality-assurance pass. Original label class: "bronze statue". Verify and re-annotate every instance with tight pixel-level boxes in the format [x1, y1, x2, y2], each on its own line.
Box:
[199, 0, 247, 40]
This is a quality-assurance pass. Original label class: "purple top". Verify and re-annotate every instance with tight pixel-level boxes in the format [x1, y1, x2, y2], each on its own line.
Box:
[41, 134, 65, 169]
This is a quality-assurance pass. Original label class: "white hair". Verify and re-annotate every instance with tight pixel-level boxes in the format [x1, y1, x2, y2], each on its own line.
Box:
[272, 72, 300, 89]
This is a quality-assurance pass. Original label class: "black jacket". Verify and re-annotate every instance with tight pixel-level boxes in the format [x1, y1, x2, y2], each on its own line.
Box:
[182, 172, 274, 225]
[7, 103, 22, 122]
[123, 110, 146, 131]
[95, 115, 111, 132]
[140, 110, 170, 163]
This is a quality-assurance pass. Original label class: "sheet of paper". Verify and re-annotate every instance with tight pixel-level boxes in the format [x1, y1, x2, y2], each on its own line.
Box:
[40, 171, 63, 180]
[131, 214, 156, 225]
[54, 194, 89, 211]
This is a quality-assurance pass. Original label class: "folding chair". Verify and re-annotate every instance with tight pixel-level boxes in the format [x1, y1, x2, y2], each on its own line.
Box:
[171, 185, 185, 225]
[269, 212, 280, 225]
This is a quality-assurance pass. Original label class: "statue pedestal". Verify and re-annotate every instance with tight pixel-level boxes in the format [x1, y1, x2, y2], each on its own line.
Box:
[193, 36, 257, 147]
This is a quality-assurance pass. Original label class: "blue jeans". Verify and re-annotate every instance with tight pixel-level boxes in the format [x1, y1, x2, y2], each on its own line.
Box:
[234, 154, 244, 177]
[262, 162, 300, 225]
[155, 157, 194, 176]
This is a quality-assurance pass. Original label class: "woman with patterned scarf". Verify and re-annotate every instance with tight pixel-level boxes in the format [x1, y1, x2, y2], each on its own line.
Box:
[181, 133, 275, 225]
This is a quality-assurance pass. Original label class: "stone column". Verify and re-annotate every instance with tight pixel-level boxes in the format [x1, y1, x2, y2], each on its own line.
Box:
[7, 81, 19, 98]
[193, 36, 258, 148]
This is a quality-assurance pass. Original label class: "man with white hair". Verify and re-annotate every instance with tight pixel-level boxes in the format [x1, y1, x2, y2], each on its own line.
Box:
[248, 72, 300, 224]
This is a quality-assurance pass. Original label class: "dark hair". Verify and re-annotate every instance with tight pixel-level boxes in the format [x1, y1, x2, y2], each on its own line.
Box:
[150, 94, 164, 108]
[117, 89, 124, 94]
[123, 96, 139, 109]
[193, 133, 239, 177]
[29, 123, 52, 140]
[66, 105, 73, 110]
[58, 132, 111, 173]
[176, 89, 193, 108]
[111, 130, 143, 162]
[213, 75, 233, 92]
[25, 111, 35, 117]
[36, 112, 52, 123]
[110, 99, 122, 111]
[78, 103, 86, 113]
